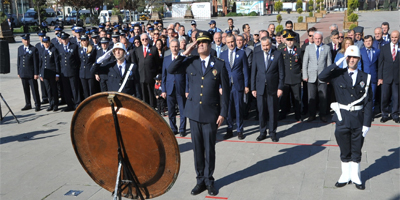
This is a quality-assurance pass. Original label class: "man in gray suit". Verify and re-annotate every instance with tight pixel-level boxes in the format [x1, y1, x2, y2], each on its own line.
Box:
[211, 32, 228, 58]
[303, 31, 332, 122]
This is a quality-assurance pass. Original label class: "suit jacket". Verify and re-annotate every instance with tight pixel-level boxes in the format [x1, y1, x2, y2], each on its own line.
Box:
[360, 47, 380, 84]
[105, 60, 141, 97]
[168, 54, 230, 124]
[162, 54, 187, 96]
[378, 43, 400, 84]
[57, 43, 80, 77]
[303, 43, 332, 83]
[35, 42, 45, 58]
[282, 46, 302, 85]
[251, 48, 285, 96]
[372, 39, 389, 50]
[242, 46, 253, 68]
[132, 45, 161, 83]
[211, 43, 228, 57]
[51, 38, 61, 48]
[78, 46, 97, 79]
[319, 64, 372, 128]
[39, 45, 60, 79]
[91, 46, 114, 78]
[17, 45, 39, 78]
[328, 42, 341, 63]
[220, 48, 249, 92]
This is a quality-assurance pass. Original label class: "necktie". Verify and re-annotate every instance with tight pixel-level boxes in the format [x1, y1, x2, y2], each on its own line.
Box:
[367, 49, 372, 62]
[349, 72, 354, 77]
[289, 50, 293, 55]
[333, 43, 336, 51]
[392, 46, 396, 61]
[229, 50, 234, 68]
[25, 47, 28, 53]
[265, 52, 269, 71]
[316, 46, 320, 60]
[144, 46, 147, 58]
[201, 60, 206, 74]
[217, 46, 220, 57]
[65, 46, 68, 52]
[119, 65, 123, 77]
[84, 48, 87, 54]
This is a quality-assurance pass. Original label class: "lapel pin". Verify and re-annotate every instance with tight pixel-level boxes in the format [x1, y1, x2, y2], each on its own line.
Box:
[212, 69, 217, 76]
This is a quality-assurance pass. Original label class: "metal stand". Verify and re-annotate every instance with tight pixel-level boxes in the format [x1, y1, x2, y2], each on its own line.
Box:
[0, 93, 20, 124]
[108, 94, 146, 200]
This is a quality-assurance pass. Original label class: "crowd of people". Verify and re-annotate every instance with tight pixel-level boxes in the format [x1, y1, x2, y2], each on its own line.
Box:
[16, 17, 399, 195]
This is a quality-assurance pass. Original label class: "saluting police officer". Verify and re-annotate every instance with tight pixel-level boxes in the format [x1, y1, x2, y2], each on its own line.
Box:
[168, 31, 230, 196]
[279, 31, 303, 121]
[17, 34, 41, 111]
[58, 32, 81, 111]
[39, 36, 60, 111]
[78, 35, 98, 99]
[91, 37, 115, 92]
[319, 45, 372, 190]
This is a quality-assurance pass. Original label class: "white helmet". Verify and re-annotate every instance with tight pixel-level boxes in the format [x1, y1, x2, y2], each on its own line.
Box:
[344, 45, 360, 57]
[112, 42, 127, 52]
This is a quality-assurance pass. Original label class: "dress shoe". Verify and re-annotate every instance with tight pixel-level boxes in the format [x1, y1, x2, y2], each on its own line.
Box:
[237, 132, 245, 140]
[179, 132, 186, 137]
[307, 116, 316, 122]
[271, 136, 279, 142]
[53, 106, 59, 112]
[191, 184, 206, 195]
[62, 106, 75, 112]
[380, 116, 390, 123]
[335, 181, 351, 188]
[206, 184, 217, 196]
[46, 106, 53, 111]
[223, 130, 233, 140]
[354, 183, 365, 190]
[41, 99, 49, 104]
[35, 107, 41, 112]
[320, 116, 327, 123]
[256, 134, 267, 141]
[394, 118, 400, 123]
[173, 131, 178, 135]
[21, 105, 32, 111]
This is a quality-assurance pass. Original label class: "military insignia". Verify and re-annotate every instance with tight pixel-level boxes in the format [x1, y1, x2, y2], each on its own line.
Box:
[295, 57, 298, 62]
[81, 50, 84, 54]
[211, 61, 214, 67]
[294, 48, 297, 51]
[284, 48, 287, 51]
[212, 69, 217, 76]
[350, 48, 354, 52]
[360, 81, 365, 88]
[199, 32, 203, 36]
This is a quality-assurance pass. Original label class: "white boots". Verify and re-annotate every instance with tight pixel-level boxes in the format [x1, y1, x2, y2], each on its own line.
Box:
[336, 161, 365, 190]
[335, 162, 351, 187]
[350, 162, 362, 185]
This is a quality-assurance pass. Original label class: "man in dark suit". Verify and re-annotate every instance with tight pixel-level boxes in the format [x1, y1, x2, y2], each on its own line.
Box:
[35, 30, 49, 105]
[378, 30, 400, 123]
[285, 21, 300, 44]
[220, 34, 249, 140]
[381, 22, 391, 43]
[17, 34, 41, 111]
[327, 30, 341, 63]
[58, 32, 81, 111]
[132, 33, 161, 107]
[251, 36, 284, 142]
[168, 31, 229, 196]
[178, 25, 190, 44]
[360, 35, 380, 116]
[373, 27, 389, 50]
[319, 45, 372, 190]
[211, 32, 228, 58]
[161, 39, 187, 136]
[39, 36, 60, 111]
[237, 34, 254, 119]
[279, 32, 302, 121]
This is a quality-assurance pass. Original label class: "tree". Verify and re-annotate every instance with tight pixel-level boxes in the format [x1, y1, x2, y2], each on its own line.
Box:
[276, 14, 282, 24]
[348, 0, 359, 10]
[275, 1, 283, 13]
[296, 0, 303, 9]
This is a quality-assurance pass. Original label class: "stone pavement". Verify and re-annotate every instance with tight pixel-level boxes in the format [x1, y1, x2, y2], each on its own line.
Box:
[1, 11, 399, 200]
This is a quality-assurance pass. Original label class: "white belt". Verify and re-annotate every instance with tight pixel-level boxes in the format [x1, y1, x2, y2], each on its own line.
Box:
[338, 104, 363, 112]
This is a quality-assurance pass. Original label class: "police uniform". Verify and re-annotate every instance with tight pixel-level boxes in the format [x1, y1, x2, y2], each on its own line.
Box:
[17, 34, 41, 111]
[280, 32, 303, 120]
[319, 46, 372, 190]
[91, 37, 115, 92]
[168, 31, 229, 196]
[58, 32, 82, 111]
[78, 35, 98, 99]
[39, 36, 60, 111]
[35, 30, 49, 104]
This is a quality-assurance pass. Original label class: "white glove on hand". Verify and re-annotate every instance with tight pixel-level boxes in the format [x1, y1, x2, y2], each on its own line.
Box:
[362, 126, 370, 137]
[96, 49, 112, 64]
[335, 56, 347, 66]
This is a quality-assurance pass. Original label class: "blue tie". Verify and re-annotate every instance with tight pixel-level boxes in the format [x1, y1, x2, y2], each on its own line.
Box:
[201, 60, 206, 74]
[367, 49, 372, 62]
[316, 46, 320, 60]
[217, 46, 220, 57]
[119, 65, 122, 77]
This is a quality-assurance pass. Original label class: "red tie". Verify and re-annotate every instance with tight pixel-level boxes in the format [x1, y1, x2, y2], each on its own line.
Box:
[333, 44, 336, 50]
[144, 47, 147, 58]
[392, 46, 396, 61]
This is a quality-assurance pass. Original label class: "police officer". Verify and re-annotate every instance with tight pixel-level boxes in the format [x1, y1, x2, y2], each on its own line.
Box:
[39, 36, 60, 111]
[52, 26, 63, 47]
[58, 32, 81, 111]
[279, 31, 303, 121]
[36, 30, 49, 104]
[78, 35, 98, 99]
[17, 34, 41, 111]
[91, 32, 100, 47]
[91, 37, 114, 92]
[168, 31, 229, 196]
[319, 46, 372, 190]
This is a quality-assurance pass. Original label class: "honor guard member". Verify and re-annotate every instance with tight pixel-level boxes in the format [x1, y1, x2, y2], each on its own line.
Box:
[39, 36, 60, 111]
[168, 31, 229, 196]
[52, 26, 63, 47]
[94, 43, 141, 97]
[319, 45, 372, 190]
[58, 32, 82, 111]
[98, 23, 105, 32]
[18, 34, 41, 111]
[78, 35, 98, 99]
[279, 31, 303, 121]
[91, 37, 114, 92]
[91, 31, 100, 47]
[36, 30, 49, 104]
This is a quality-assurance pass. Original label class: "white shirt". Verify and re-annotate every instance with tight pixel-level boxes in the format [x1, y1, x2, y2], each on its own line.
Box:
[200, 55, 211, 69]
[228, 48, 236, 66]
[117, 60, 127, 76]
[143, 44, 149, 53]
[263, 49, 272, 69]
[171, 54, 178, 61]
[390, 42, 398, 57]
[347, 68, 358, 86]
[331, 42, 337, 50]
[287, 47, 294, 55]
[315, 44, 322, 55]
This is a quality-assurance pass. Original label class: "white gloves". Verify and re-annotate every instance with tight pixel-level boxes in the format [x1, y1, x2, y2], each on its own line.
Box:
[335, 56, 347, 66]
[362, 126, 370, 137]
[96, 49, 113, 64]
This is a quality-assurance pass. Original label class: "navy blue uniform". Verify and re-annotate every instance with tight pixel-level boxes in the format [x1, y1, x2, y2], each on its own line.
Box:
[91, 46, 114, 92]
[168, 54, 229, 187]
[17, 45, 41, 109]
[39, 45, 60, 108]
[36, 42, 49, 102]
[78, 46, 98, 98]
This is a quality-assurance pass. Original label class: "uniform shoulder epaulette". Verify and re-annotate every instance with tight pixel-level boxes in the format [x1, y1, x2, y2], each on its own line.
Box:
[215, 56, 224, 62]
